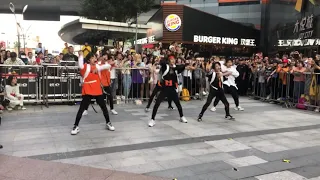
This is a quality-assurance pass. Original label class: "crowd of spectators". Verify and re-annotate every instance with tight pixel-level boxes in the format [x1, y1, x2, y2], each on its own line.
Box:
[0, 41, 320, 113]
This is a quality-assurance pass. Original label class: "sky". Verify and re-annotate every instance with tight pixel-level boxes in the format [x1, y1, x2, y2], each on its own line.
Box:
[0, 14, 79, 52]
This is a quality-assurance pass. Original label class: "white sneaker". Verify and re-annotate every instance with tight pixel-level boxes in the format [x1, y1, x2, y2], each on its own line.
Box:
[235, 106, 244, 111]
[180, 116, 188, 123]
[210, 107, 217, 112]
[148, 119, 156, 127]
[6, 107, 12, 111]
[315, 108, 319, 112]
[71, 126, 80, 135]
[106, 122, 115, 131]
[82, 110, 88, 116]
[202, 91, 207, 96]
[145, 108, 150, 112]
[111, 109, 118, 115]
[20, 106, 26, 110]
[195, 93, 199, 96]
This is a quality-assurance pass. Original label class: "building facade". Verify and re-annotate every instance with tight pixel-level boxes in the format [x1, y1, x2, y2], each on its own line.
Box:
[173, 0, 262, 29]
[262, 0, 320, 55]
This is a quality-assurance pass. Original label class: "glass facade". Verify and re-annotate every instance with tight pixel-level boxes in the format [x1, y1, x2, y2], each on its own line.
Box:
[263, 0, 320, 54]
[176, 0, 261, 29]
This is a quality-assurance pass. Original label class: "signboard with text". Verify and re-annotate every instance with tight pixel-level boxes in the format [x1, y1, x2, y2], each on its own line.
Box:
[293, 14, 315, 39]
[193, 35, 256, 46]
[278, 38, 320, 46]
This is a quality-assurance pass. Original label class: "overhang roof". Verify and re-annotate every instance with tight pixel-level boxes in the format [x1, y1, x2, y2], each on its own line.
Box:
[58, 18, 151, 45]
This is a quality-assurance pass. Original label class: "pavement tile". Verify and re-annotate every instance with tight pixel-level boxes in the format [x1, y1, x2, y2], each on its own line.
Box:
[257, 155, 318, 173]
[290, 164, 320, 179]
[156, 156, 202, 170]
[146, 167, 195, 178]
[179, 172, 232, 180]
[115, 162, 165, 174]
[255, 171, 307, 180]
[225, 156, 268, 167]
[205, 139, 251, 152]
[187, 161, 233, 174]
[184, 147, 221, 156]
[195, 152, 235, 163]
[247, 140, 289, 153]
[227, 149, 266, 158]
[220, 165, 267, 179]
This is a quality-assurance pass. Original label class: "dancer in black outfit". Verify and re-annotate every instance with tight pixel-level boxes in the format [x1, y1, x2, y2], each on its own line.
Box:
[145, 79, 174, 112]
[211, 59, 244, 112]
[148, 55, 187, 127]
[197, 62, 234, 121]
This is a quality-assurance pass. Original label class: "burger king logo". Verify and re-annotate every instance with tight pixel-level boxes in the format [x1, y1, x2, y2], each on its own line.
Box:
[164, 14, 181, 32]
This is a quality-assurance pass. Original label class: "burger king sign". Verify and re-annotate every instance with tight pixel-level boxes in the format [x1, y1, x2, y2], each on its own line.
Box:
[164, 14, 181, 32]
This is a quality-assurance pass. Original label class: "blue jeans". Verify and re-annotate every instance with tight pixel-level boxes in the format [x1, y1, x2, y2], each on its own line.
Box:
[294, 81, 305, 101]
[122, 74, 132, 98]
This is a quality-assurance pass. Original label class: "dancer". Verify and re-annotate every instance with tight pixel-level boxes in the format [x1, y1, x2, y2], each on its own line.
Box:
[211, 59, 244, 112]
[197, 62, 234, 121]
[83, 55, 118, 115]
[148, 55, 187, 127]
[71, 52, 115, 135]
[145, 61, 174, 112]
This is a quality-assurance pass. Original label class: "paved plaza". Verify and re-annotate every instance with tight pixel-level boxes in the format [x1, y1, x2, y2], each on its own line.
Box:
[1, 97, 320, 180]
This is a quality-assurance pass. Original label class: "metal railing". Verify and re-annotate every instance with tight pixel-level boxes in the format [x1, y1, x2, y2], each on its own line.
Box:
[250, 71, 320, 111]
[0, 65, 207, 106]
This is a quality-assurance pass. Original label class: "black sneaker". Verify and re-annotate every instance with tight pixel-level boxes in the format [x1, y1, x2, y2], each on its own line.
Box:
[0, 144, 2, 149]
[197, 114, 203, 122]
[225, 115, 235, 121]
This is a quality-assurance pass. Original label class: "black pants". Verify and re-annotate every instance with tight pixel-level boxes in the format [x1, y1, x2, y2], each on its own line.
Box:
[74, 95, 110, 126]
[214, 85, 239, 107]
[146, 84, 172, 108]
[84, 86, 114, 111]
[152, 87, 183, 120]
[237, 78, 248, 96]
[103, 86, 114, 110]
[199, 87, 230, 117]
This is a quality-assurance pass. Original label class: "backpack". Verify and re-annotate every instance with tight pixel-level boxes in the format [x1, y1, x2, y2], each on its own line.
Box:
[296, 95, 307, 110]
[181, 88, 190, 101]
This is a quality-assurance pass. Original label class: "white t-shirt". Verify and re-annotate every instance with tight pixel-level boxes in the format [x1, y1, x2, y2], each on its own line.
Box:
[110, 60, 118, 79]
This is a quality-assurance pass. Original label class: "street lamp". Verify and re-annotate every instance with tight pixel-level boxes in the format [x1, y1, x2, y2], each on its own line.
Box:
[9, 2, 28, 55]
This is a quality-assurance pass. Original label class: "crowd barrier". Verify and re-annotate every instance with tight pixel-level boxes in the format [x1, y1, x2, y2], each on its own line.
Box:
[0, 65, 206, 106]
[251, 71, 320, 111]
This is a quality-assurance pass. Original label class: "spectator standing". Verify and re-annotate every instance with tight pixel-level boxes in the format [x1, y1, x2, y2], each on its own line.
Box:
[0, 50, 5, 64]
[35, 43, 45, 54]
[27, 52, 36, 65]
[19, 52, 28, 65]
[4, 52, 25, 65]
[291, 61, 306, 101]
[152, 46, 160, 57]
[108, 55, 118, 101]
[81, 42, 92, 58]
[236, 59, 250, 96]
[62, 43, 69, 54]
[63, 46, 78, 62]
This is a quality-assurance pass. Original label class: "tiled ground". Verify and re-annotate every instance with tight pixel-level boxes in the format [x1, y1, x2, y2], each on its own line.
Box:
[1, 96, 320, 180]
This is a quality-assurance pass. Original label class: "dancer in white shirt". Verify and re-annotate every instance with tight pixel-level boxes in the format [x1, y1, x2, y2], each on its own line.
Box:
[211, 59, 244, 112]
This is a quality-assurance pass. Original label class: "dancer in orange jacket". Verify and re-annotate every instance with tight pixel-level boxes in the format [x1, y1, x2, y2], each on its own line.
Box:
[71, 52, 115, 135]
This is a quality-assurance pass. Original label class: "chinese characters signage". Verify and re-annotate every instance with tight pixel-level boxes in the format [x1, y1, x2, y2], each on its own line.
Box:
[278, 39, 320, 46]
[134, 36, 156, 45]
[293, 14, 315, 39]
[193, 35, 256, 46]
